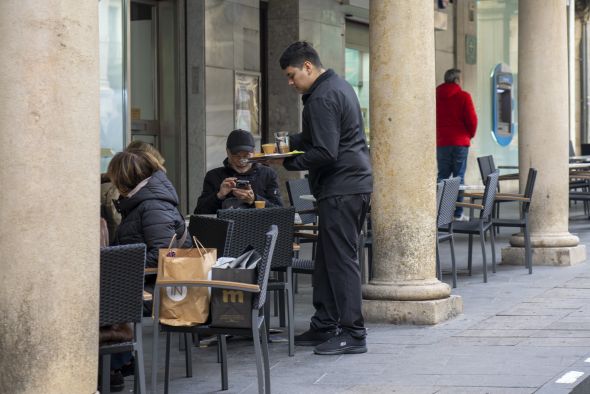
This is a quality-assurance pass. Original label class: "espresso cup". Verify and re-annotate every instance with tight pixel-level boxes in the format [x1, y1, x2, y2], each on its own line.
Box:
[254, 200, 266, 209]
[261, 143, 276, 154]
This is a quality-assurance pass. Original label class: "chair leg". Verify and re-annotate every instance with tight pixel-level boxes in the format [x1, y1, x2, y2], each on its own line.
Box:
[273, 284, 279, 317]
[286, 267, 295, 356]
[490, 226, 497, 274]
[479, 228, 487, 283]
[260, 317, 271, 394]
[524, 222, 532, 274]
[184, 333, 192, 378]
[252, 315, 265, 394]
[449, 235, 457, 289]
[135, 324, 146, 394]
[468, 234, 473, 275]
[164, 331, 171, 394]
[219, 335, 228, 390]
[101, 355, 111, 394]
[435, 243, 442, 281]
[278, 271, 286, 327]
[367, 244, 373, 280]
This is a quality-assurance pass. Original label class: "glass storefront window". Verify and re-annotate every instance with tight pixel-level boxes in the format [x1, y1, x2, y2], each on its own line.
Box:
[99, 0, 127, 172]
[345, 47, 371, 144]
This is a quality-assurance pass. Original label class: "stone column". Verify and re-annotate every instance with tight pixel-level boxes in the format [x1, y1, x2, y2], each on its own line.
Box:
[362, 0, 462, 324]
[0, 2, 100, 393]
[502, 0, 586, 266]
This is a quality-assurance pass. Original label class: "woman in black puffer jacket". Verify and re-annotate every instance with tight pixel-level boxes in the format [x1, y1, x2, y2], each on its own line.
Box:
[108, 150, 191, 267]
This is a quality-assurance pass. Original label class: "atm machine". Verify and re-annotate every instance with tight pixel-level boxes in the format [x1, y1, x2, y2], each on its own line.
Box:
[491, 63, 514, 146]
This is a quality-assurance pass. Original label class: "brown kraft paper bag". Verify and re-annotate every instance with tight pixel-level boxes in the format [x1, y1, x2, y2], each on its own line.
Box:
[157, 236, 217, 326]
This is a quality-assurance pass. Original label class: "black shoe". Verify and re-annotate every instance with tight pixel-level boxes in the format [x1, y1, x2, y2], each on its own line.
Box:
[294, 328, 337, 346]
[120, 358, 135, 377]
[313, 331, 367, 355]
[109, 370, 125, 392]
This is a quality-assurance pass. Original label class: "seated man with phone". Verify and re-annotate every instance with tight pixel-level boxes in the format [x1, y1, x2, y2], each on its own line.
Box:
[194, 129, 283, 214]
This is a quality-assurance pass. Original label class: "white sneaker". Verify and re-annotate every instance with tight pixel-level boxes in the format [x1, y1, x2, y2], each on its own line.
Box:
[454, 214, 469, 221]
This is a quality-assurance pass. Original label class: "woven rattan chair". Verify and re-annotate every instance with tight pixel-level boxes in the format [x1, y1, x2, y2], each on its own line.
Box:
[218, 207, 296, 356]
[477, 155, 518, 229]
[188, 215, 234, 257]
[444, 172, 499, 283]
[152, 226, 278, 394]
[436, 177, 461, 288]
[492, 168, 537, 274]
[99, 243, 147, 394]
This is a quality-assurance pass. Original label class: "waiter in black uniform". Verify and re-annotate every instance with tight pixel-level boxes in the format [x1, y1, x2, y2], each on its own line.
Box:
[272, 41, 372, 355]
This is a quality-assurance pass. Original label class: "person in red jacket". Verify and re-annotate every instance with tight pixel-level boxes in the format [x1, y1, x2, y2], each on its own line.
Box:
[436, 68, 478, 220]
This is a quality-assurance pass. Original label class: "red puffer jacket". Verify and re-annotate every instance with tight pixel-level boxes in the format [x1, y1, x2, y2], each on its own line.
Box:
[436, 82, 478, 147]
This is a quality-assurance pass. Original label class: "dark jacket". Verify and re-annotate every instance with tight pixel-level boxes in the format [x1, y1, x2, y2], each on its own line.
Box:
[436, 82, 478, 147]
[283, 69, 373, 200]
[114, 170, 190, 267]
[194, 159, 282, 214]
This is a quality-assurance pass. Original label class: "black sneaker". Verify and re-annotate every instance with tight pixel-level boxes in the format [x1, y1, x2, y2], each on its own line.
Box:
[313, 331, 367, 355]
[294, 328, 337, 346]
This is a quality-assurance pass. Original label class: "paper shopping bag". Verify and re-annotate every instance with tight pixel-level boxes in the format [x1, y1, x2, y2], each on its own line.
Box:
[210, 246, 260, 328]
[157, 236, 217, 326]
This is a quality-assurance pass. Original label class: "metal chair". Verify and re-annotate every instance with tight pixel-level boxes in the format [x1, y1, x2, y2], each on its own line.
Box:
[188, 215, 234, 257]
[446, 172, 499, 283]
[99, 243, 147, 394]
[152, 226, 278, 394]
[218, 207, 296, 356]
[436, 177, 461, 288]
[285, 178, 317, 289]
[492, 168, 537, 274]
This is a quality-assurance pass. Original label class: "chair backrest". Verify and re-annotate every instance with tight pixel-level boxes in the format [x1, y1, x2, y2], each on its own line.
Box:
[189, 215, 234, 257]
[436, 181, 444, 208]
[218, 207, 294, 269]
[253, 225, 278, 310]
[522, 168, 538, 215]
[437, 177, 461, 227]
[100, 243, 146, 326]
[286, 178, 316, 224]
[477, 155, 496, 182]
[480, 171, 500, 220]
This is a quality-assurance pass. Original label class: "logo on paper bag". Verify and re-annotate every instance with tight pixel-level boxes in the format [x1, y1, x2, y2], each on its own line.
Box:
[166, 286, 188, 302]
[222, 290, 244, 303]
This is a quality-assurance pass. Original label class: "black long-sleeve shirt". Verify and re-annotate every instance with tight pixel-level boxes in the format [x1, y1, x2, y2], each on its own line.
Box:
[194, 159, 283, 214]
[284, 69, 373, 201]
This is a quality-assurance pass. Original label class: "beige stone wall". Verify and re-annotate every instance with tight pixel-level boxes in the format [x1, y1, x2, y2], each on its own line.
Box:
[0, 2, 100, 393]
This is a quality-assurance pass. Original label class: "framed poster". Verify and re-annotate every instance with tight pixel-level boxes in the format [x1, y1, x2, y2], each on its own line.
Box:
[234, 71, 261, 135]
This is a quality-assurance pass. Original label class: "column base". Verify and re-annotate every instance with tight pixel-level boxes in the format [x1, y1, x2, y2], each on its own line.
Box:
[362, 296, 463, 325]
[501, 244, 586, 266]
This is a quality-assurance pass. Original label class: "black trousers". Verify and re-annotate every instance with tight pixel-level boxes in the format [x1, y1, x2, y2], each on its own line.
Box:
[310, 193, 371, 338]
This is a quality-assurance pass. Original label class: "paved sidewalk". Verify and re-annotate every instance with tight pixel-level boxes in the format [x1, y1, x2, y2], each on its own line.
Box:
[135, 205, 590, 394]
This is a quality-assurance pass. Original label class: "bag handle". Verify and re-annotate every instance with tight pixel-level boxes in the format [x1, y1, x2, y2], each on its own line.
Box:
[165, 234, 208, 257]
[167, 233, 178, 250]
[192, 236, 207, 257]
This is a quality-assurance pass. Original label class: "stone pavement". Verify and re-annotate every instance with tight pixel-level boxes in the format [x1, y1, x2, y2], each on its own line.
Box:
[130, 204, 590, 394]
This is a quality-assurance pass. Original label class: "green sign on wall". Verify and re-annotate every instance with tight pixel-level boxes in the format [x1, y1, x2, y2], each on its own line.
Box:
[465, 34, 477, 65]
